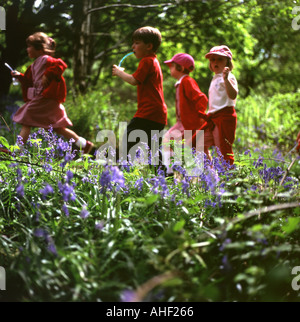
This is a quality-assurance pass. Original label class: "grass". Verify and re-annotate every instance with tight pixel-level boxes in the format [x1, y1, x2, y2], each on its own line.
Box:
[0, 90, 299, 302]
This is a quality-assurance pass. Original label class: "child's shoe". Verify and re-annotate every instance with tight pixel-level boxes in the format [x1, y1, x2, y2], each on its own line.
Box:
[82, 141, 94, 154]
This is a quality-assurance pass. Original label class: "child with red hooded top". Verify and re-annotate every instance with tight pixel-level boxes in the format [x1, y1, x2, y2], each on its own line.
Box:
[163, 53, 208, 175]
[12, 32, 93, 154]
[195, 45, 238, 166]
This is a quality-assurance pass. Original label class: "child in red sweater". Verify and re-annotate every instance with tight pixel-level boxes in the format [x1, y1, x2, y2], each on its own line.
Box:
[112, 26, 167, 162]
[12, 32, 93, 153]
[163, 53, 208, 175]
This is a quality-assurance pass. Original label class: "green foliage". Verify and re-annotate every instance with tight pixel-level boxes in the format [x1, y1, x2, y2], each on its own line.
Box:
[0, 95, 299, 301]
[235, 91, 300, 151]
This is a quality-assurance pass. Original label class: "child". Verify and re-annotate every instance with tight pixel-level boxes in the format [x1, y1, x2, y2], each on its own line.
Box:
[112, 26, 167, 162]
[196, 45, 238, 165]
[163, 53, 208, 175]
[12, 32, 93, 154]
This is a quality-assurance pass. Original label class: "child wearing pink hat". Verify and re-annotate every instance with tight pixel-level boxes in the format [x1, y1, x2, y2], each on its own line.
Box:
[196, 45, 238, 165]
[163, 53, 208, 175]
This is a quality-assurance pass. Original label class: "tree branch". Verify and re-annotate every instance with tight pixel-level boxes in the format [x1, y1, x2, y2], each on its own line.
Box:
[86, 3, 174, 16]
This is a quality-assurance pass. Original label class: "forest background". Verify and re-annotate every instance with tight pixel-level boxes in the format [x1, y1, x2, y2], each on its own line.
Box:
[0, 0, 300, 146]
[0, 0, 300, 303]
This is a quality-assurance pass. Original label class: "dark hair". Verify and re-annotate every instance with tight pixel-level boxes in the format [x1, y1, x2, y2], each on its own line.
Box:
[26, 32, 56, 56]
[174, 62, 193, 74]
[132, 26, 162, 52]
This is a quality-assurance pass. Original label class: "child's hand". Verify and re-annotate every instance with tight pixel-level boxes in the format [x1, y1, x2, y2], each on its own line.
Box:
[11, 71, 21, 76]
[42, 75, 50, 88]
[112, 65, 125, 77]
[223, 67, 230, 80]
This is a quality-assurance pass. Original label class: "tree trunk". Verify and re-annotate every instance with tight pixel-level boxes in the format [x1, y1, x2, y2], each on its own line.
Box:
[72, 0, 93, 94]
[0, 1, 36, 112]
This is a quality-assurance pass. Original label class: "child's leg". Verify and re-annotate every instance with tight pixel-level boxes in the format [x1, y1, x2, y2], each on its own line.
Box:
[54, 127, 79, 142]
[54, 127, 94, 153]
[19, 125, 31, 144]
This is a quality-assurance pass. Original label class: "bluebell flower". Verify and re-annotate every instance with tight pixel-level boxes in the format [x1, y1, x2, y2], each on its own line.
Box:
[34, 228, 48, 238]
[254, 155, 264, 168]
[219, 238, 232, 251]
[58, 181, 76, 202]
[99, 166, 125, 192]
[34, 228, 57, 257]
[16, 184, 24, 198]
[95, 221, 104, 230]
[39, 183, 54, 200]
[47, 243, 58, 256]
[120, 290, 137, 302]
[134, 177, 144, 191]
[80, 205, 90, 219]
[244, 149, 251, 157]
[43, 164, 53, 173]
[62, 202, 69, 216]
[66, 170, 74, 183]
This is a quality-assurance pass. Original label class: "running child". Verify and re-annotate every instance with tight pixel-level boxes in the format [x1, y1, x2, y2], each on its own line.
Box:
[12, 32, 93, 153]
[163, 53, 208, 175]
[112, 26, 167, 162]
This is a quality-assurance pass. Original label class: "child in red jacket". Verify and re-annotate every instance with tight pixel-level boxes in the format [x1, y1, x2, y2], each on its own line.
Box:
[12, 32, 93, 153]
[163, 53, 208, 175]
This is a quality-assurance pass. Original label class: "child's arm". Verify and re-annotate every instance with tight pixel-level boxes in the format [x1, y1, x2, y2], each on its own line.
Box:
[112, 65, 138, 86]
[223, 67, 238, 100]
[44, 57, 67, 82]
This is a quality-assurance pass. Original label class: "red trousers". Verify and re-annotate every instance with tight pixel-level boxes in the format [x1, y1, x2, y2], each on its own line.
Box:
[194, 106, 237, 165]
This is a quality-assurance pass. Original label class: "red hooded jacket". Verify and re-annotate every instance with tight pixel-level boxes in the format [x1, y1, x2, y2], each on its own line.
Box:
[16, 56, 67, 103]
[178, 76, 208, 130]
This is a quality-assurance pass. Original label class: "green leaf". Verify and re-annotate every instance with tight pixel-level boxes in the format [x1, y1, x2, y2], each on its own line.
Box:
[282, 217, 300, 234]
[173, 219, 185, 232]
[0, 136, 9, 149]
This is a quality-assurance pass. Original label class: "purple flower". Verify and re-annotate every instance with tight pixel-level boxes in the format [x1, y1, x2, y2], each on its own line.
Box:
[99, 166, 125, 192]
[62, 203, 69, 216]
[244, 149, 252, 157]
[134, 178, 144, 191]
[39, 183, 54, 199]
[16, 184, 24, 198]
[120, 290, 137, 302]
[43, 164, 53, 173]
[34, 228, 57, 257]
[66, 170, 74, 183]
[58, 181, 76, 202]
[95, 221, 104, 230]
[34, 228, 48, 238]
[80, 205, 90, 219]
[47, 243, 58, 256]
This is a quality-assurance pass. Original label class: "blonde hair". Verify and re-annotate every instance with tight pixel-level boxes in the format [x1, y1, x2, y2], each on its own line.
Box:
[26, 32, 56, 56]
